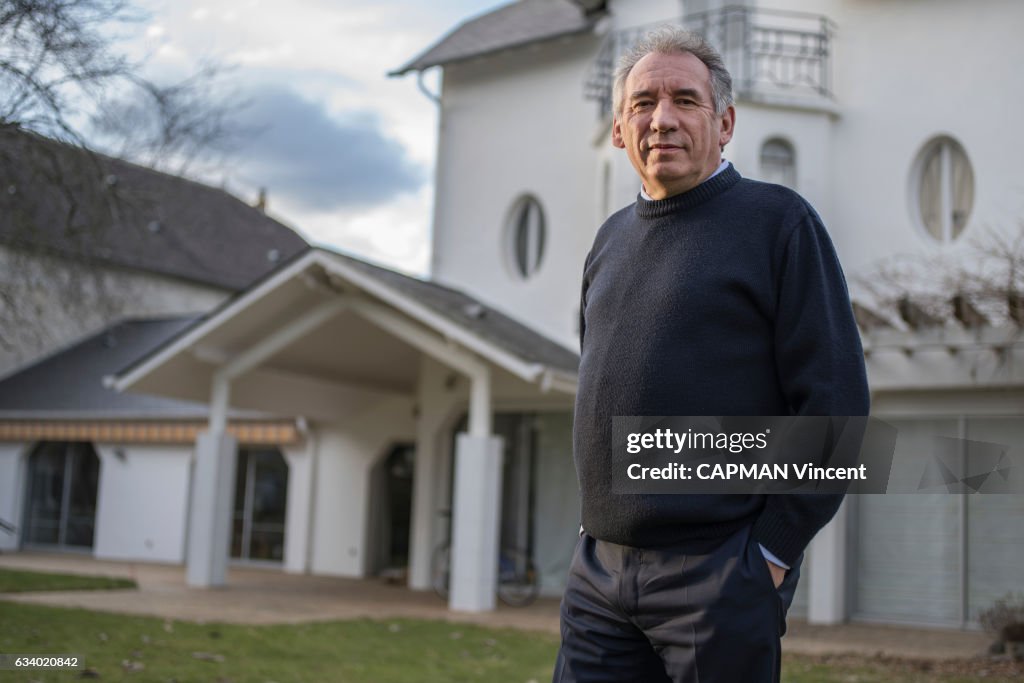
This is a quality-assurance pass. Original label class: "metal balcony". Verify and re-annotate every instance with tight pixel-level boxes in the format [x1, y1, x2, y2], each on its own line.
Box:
[585, 6, 836, 119]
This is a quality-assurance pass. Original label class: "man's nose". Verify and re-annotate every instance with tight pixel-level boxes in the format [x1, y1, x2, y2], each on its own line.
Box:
[650, 99, 679, 132]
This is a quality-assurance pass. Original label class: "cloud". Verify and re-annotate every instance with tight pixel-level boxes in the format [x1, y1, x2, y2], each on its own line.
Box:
[233, 85, 426, 212]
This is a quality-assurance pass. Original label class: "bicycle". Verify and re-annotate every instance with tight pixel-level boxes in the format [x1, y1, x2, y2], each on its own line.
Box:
[431, 511, 540, 607]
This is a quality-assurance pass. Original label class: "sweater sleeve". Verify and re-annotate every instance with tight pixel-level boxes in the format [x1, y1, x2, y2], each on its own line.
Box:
[752, 203, 870, 567]
[578, 251, 592, 354]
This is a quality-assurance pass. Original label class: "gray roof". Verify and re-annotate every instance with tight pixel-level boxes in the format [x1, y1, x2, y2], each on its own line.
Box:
[391, 0, 601, 75]
[112, 247, 580, 383]
[326, 249, 580, 374]
[0, 130, 309, 292]
[0, 317, 245, 418]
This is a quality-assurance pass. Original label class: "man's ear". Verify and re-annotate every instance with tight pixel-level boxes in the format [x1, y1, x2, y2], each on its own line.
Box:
[718, 105, 736, 150]
[612, 117, 625, 149]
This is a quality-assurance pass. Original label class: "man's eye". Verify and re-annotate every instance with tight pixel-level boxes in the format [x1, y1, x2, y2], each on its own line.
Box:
[633, 101, 653, 110]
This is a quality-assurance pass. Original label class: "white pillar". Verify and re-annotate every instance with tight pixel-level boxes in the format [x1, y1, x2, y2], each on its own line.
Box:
[449, 432, 504, 612]
[186, 430, 238, 588]
[283, 435, 316, 574]
[807, 500, 848, 624]
[408, 429, 437, 590]
[448, 366, 503, 612]
[408, 357, 447, 591]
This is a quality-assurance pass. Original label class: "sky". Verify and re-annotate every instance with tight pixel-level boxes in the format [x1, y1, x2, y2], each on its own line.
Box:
[118, 0, 508, 276]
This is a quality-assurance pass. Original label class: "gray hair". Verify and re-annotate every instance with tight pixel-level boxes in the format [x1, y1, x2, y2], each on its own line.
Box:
[612, 26, 734, 117]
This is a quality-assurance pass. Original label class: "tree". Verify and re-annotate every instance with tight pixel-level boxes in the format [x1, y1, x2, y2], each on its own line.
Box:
[853, 227, 1024, 328]
[1, 0, 237, 166]
[0, 0, 241, 361]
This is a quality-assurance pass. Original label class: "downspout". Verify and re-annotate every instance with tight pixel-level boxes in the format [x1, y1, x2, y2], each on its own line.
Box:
[417, 69, 441, 106]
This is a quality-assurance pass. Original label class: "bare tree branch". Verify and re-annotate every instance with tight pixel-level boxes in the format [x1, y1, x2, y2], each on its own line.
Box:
[853, 225, 1024, 328]
[0, 0, 245, 361]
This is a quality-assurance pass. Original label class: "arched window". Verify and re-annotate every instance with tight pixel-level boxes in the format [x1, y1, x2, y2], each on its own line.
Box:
[759, 138, 796, 189]
[505, 195, 546, 280]
[911, 136, 974, 243]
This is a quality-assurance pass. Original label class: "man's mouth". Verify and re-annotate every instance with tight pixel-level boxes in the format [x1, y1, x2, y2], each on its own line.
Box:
[649, 143, 683, 151]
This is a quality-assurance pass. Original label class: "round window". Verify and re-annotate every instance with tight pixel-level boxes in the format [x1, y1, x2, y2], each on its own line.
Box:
[910, 136, 974, 243]
[506, 195, 546, 279]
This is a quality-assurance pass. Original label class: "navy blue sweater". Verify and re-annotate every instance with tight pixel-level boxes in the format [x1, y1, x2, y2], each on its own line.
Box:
[573, 164, 869, 566]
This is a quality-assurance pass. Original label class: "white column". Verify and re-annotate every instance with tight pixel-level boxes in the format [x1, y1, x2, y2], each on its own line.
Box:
[408, 357, 447, 590]
[807, 500, 848, 624]
[283, 435, 316, 574]
[186, 430, 238, 588]
[449, 432, 504, 612]
[449, 367, 503, 612]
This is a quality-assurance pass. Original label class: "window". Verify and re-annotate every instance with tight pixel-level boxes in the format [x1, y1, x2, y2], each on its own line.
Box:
[911, 136, 974, 243]
[505, 195, 546, 279]
[759, 138, 796, 189]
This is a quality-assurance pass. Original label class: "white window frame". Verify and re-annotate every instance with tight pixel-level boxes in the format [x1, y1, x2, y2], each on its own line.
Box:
[908, 135, 974, 245]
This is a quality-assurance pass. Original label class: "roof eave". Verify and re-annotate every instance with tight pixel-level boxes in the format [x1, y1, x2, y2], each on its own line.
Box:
[389, 21, 599, 76]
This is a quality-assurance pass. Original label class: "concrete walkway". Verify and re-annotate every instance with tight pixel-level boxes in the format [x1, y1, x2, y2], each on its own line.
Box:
[0, 552, 993, 661]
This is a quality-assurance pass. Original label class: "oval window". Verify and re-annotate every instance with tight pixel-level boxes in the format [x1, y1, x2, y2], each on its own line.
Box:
[911, 136, 974, 243]
[506, 195, 546, 279]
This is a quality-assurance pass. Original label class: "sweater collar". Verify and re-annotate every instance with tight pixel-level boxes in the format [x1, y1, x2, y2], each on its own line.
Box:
[635, 163, 742, 218]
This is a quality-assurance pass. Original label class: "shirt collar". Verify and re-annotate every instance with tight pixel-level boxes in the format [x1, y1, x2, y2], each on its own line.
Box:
[640, 158, 730, 201]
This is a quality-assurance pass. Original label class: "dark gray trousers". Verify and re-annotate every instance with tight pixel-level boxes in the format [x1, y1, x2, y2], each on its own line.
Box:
[552, 524, 801, 683]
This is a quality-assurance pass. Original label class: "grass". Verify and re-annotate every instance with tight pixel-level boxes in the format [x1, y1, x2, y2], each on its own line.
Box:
[0, 568, 136, 593]
[0, 602, 556, 682]
[0, 602, 1020, 683]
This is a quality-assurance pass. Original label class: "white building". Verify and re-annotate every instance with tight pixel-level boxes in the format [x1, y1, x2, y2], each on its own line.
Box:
[1, 0, 1021, 631]
[389, 0, 1024, 627]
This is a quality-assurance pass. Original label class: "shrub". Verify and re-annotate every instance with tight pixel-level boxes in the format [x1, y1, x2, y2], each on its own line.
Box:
[979, 592, 1024, 643]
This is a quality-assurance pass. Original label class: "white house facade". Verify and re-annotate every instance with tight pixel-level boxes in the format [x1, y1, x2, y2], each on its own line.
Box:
[392, 0, 1024, 628]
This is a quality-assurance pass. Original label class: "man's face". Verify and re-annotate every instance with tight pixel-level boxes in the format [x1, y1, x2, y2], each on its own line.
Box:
[612, 51, 735, 199]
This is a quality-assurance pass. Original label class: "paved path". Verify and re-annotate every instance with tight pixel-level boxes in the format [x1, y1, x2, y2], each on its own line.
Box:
[0, 552, 993, 661]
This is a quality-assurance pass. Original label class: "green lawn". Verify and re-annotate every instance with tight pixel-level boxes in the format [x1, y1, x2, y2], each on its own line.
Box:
[0, 603, 556, 682]
[0, 568, 136, 593]
[0, 601, 1018, 682]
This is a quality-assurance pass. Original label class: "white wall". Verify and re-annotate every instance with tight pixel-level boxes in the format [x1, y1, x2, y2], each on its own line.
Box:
[0, 245, 229, 376]
[0, 443, 26, 551]
[309, 396, 416, 578]
[93, 444, 191, 563]
[821, 0, 1024, 277]
[431, 37, 604, 351]
[611, 0, 684, 28]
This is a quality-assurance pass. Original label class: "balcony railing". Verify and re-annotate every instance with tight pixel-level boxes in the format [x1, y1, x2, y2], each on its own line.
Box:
[584, 6, 835, 119]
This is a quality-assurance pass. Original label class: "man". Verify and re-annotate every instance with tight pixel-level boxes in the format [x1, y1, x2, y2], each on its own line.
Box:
[553, 27, 869, 683]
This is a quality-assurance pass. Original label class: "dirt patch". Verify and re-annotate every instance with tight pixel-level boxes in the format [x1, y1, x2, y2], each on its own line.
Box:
[792, 652, 1024, 679]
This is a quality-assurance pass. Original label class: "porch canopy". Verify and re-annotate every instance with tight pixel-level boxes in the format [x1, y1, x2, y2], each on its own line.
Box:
[109, 248, 579, 612]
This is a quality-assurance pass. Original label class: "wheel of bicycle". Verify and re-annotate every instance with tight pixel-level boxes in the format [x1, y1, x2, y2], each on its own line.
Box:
[497, 548, 540, 607]
[431, 542, 451, 601]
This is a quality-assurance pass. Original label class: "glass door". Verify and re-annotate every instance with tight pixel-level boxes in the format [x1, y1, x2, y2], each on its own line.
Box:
[24, 442, 100, 549]
[231, 448, 288, 562]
